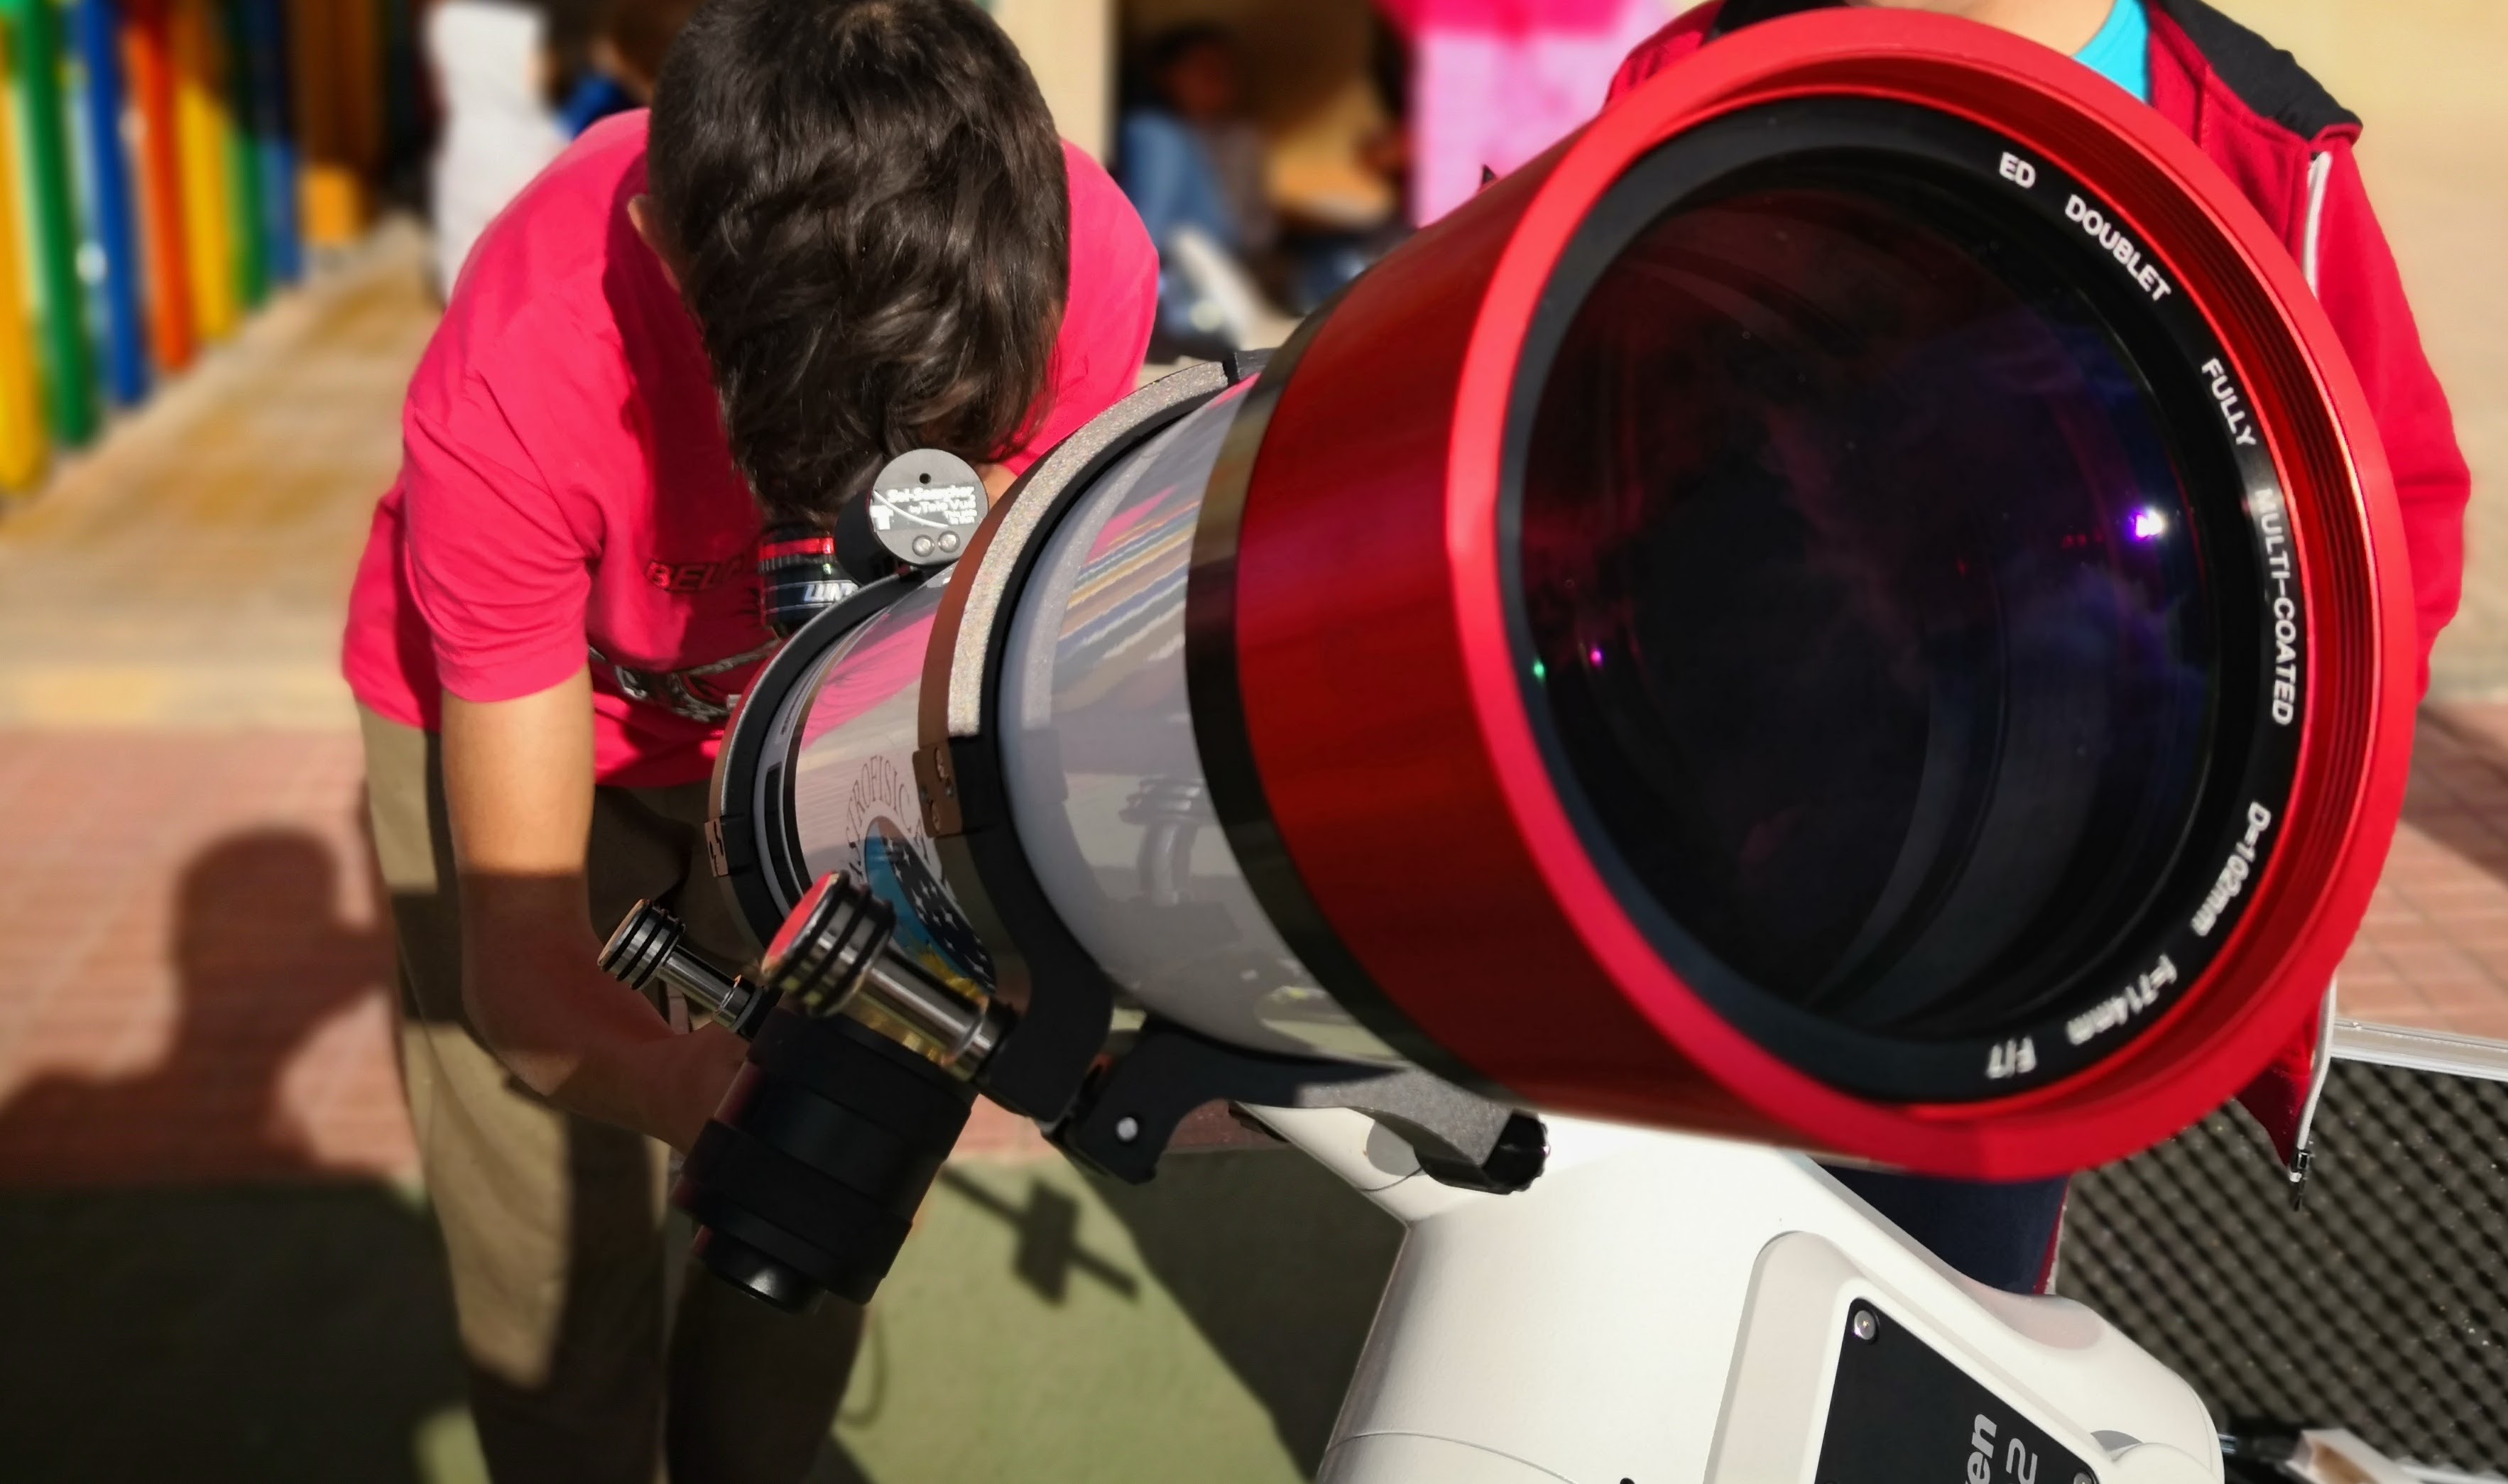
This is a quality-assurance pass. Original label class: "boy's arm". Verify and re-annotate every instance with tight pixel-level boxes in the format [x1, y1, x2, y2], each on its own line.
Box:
[2310, 140, 2472, 697]
[442, 670, 747, 1151]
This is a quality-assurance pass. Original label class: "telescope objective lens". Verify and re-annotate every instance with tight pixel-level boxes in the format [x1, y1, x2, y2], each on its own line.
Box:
[1512, 106, 2265, 1098]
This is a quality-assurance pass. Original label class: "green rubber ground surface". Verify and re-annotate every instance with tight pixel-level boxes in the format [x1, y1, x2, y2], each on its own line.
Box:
[0, 1149, 1403, 1483]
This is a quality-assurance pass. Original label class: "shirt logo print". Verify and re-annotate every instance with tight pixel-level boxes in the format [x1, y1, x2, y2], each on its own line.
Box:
[645, 557, 743, 594]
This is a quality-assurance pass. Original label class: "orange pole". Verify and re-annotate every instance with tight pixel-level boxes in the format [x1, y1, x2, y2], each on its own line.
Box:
[122, 0, 195, 371]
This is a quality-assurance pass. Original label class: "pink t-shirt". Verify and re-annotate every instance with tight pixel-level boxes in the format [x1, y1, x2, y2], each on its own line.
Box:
[342, 112, 1158, 787]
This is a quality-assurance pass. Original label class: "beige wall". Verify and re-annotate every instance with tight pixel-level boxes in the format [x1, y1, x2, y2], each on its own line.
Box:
[992, 0, 1118, 159]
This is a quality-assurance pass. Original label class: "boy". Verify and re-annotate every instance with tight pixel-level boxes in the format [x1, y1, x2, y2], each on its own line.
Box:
[342, 1, 1158, 1478]
[1610, 0, 2470, 1293]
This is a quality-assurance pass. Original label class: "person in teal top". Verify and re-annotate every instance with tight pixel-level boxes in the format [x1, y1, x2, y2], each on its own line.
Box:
[2071, 0, 2153, 102]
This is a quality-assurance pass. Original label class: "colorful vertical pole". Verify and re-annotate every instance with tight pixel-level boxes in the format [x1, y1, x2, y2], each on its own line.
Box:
[5, 0, 96, 444]
[287, 0, 356, 246]
[169, 0, 230, 339]
[73, 0, 146, 404]
[218, 0, 263, 306]
[240, 0, 291, 283]
[119, 0, 190, 370]
[0, 13, 53, 488]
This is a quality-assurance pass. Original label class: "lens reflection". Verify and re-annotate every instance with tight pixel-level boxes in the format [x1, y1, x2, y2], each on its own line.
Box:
[1520, 162, 2217, 1044]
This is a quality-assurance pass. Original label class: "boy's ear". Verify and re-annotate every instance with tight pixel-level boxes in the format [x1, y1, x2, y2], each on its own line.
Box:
[627, 195, 683, 295]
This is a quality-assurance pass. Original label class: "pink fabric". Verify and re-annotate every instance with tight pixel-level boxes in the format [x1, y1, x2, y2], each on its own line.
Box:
[1400, 0, 1674, 222]
[342, 112, 1159, 787]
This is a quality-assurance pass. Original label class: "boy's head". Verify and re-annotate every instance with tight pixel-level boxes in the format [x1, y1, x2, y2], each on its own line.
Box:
[645, 0, 1069, 527]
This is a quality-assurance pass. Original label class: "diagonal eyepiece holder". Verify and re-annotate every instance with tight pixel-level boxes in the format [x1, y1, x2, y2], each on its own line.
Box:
[602, 874, 1014, 1313]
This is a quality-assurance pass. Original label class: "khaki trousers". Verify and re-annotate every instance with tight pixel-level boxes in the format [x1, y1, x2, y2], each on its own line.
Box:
[360, 709, 863, 1484]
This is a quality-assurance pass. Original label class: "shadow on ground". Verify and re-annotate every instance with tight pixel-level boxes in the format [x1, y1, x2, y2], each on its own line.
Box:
[0, 1184, 469, 1483]
[0, 830, 1398, 1482]
[1090, 1147, 1404, 1475]
[0, 831, 471, 1483]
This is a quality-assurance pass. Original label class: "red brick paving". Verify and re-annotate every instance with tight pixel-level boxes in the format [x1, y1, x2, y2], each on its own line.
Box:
[0, 733, 408, 1185]
[4, 709, 2507, 1190]
[2330, 705, 2508, 1043]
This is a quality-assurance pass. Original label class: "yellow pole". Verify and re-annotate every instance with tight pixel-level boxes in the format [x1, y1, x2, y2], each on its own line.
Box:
[0, 38, 51, 493]
[171, 0, 234, 340]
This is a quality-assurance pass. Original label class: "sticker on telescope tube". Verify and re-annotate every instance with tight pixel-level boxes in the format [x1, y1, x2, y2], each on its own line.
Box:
[841, 754, 995, 992]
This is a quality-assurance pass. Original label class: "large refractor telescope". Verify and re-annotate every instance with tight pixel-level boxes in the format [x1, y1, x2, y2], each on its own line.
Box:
[611, 12, 2414, 1409]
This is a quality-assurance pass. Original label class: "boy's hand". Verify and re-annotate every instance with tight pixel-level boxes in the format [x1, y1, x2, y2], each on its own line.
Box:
[645, 1022, 752, 1153]
[445, 670, 749, 1150]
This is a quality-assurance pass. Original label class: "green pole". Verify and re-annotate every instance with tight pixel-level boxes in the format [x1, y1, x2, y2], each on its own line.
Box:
[219, 0, 264, 307]
[4, 0, 95, 445]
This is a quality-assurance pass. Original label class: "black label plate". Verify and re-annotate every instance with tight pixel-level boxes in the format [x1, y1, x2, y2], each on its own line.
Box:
[1816, 1302, 2096, 1484]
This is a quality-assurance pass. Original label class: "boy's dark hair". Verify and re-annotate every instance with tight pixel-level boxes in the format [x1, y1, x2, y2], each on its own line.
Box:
[648, 0, 1069, 525]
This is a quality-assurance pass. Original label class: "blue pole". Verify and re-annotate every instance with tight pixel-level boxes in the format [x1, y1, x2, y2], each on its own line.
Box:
[73, 0, 146, 404]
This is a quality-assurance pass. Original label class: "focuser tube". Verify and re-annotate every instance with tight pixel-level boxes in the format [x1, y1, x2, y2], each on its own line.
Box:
[761, 871, 1009, 1071]
[603, 876, 1001, 1314]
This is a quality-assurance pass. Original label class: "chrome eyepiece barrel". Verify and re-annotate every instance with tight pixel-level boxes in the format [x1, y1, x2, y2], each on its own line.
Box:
[598, 900, 780, 1037]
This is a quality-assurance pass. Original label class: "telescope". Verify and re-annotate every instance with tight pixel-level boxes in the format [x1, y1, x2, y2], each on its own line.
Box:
[602, 12, 2416, 1478]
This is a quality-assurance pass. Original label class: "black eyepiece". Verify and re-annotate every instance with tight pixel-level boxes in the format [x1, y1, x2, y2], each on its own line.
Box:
[675, 1009, 976, 1311]
[758, 523, 856, 638]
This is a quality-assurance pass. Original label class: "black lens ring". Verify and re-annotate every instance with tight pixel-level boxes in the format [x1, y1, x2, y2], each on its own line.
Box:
[1498, 95, 2301, 1103]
